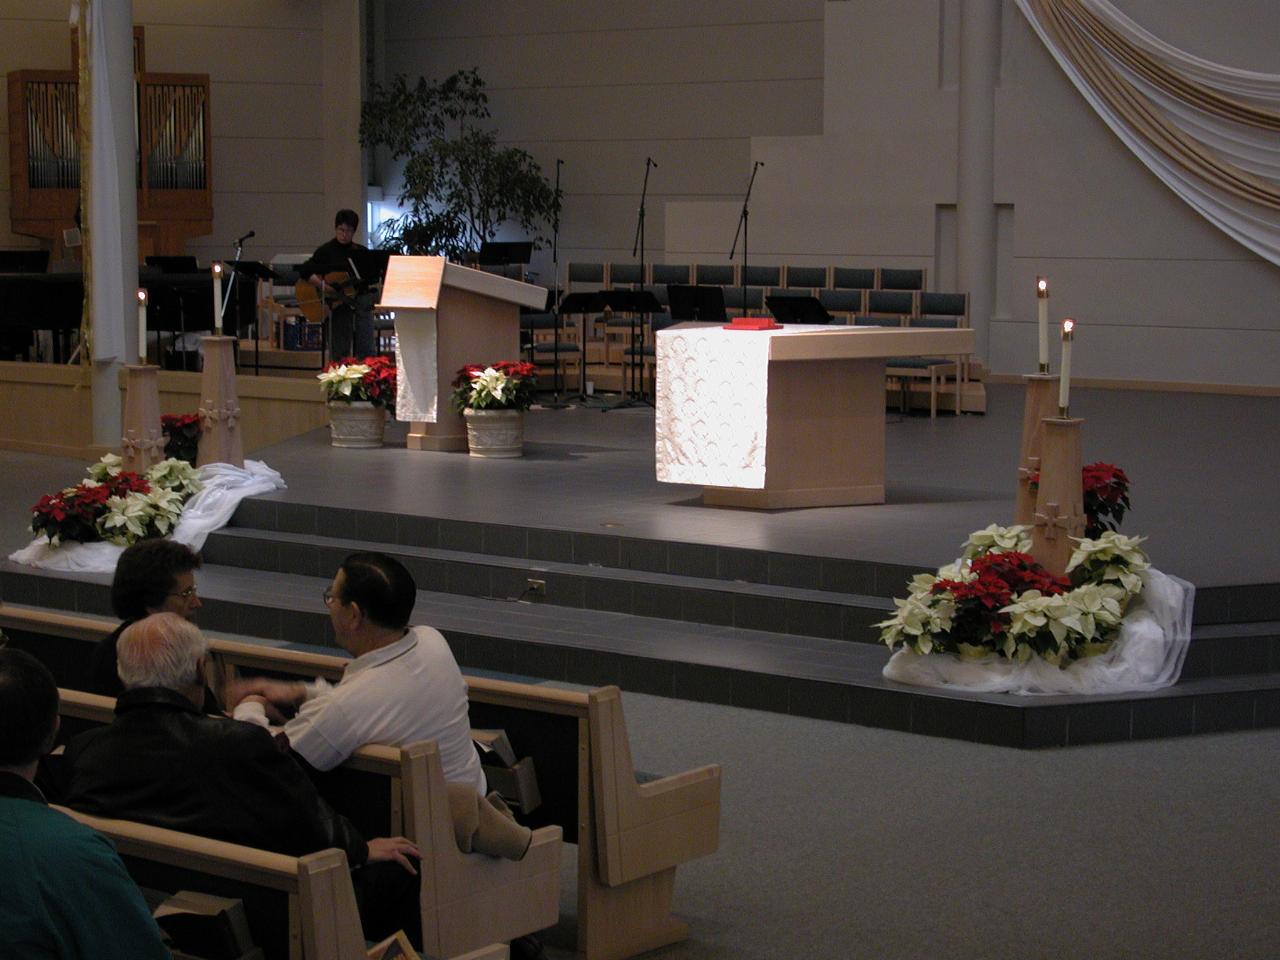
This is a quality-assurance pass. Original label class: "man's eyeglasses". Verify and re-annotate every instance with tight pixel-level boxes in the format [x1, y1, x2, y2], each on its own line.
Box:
[168, 586, 198, 600]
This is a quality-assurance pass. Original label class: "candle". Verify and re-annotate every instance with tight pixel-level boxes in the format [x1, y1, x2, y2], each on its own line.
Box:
[212, 262, 224, 335]
[137, 288, 148, 362]
[1058, 318, 1075, 416]
[1036, 277, 1049, 373]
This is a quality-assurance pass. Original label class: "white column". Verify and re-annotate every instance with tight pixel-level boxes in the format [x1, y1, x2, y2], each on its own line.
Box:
[86, 0, 139, 446]
[956, 0, 1001, 364]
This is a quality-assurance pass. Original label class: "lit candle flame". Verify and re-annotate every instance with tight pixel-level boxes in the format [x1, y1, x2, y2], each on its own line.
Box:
[136, 288, 147, 305]
[1062, 318, 1074, 335]
[212, 262, 223, 276]
[1036, 277, 1048, 297]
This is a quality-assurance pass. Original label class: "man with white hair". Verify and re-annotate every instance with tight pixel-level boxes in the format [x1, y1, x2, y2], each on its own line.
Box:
[61, 612, 423, 946]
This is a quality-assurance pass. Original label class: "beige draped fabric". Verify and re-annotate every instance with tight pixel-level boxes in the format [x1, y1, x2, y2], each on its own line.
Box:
[1016, 0, 1280, 263]
[74, 0, 92, 364]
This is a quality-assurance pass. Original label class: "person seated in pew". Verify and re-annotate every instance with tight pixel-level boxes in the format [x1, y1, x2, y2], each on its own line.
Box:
[0, 647, 170, 959]
[228, 552, 532, 860]
[59, 613, 424, 947]
[90, 538, 219, 712]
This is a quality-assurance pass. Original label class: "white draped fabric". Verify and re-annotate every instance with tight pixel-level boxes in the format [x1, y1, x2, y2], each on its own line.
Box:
[394, 312, 439, 423]
[883, 568, 1194, 695]
[8, 460, 285, 573]
[1015, 0, 1280, 265]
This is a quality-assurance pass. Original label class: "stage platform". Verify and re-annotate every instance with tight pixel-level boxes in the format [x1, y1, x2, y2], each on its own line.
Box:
[3, 383, 1279, 747]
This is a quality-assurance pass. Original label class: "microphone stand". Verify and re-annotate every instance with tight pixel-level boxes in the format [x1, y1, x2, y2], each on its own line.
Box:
[606, 157, 656, 411]
[540, 159, 570, 409]
[223, 233, 248, 373]
[729, 162, 763, 317]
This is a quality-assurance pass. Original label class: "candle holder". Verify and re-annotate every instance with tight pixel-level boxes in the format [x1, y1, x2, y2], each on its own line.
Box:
[1029, 416, 1085, 576]
[196, 336, 244, 468]
[1014, 372, 1059, 525]
[121, 364, 165, 473]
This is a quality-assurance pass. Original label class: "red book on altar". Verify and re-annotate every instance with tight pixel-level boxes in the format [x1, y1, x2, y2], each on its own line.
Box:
[723, 316, 781, 330]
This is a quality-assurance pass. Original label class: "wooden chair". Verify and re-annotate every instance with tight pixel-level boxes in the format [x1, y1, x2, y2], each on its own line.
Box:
[782, 264, 828, 292]
[878, 267, 927, 292]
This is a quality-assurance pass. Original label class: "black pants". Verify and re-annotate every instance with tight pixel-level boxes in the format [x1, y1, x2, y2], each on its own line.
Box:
[353, 860, 422, 947]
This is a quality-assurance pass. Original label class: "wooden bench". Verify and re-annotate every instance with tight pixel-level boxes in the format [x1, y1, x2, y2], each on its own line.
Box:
[54, 805, 366, 960]
[55, 687, 560, 960]
[4, 603, 722, 960]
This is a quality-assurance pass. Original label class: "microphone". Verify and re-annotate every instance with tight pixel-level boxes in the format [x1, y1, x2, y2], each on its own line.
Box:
[235, 229, 255, 245]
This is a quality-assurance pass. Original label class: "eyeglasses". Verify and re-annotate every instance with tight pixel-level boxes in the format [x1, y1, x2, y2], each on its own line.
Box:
[167, 586, 198, 600]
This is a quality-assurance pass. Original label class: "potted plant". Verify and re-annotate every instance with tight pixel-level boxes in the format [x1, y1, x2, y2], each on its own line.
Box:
[317, 355, 398, 448]
[449, 361, 537, 458]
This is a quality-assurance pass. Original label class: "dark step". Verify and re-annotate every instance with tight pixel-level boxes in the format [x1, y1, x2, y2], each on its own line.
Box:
[202, 526, 894, 645]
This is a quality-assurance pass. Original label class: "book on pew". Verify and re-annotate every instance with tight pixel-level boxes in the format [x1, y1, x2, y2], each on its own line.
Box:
[367, 929, 422, 959]
[154, 890, 261, 960]
[473, 728, 542, 814]
[472, 728, 518, 767]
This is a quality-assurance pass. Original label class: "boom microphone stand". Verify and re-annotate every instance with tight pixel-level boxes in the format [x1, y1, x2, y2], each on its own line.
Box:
[604, 156, 657, 411]
[729, 162, 763, 316]
[540, 158, 571, 409]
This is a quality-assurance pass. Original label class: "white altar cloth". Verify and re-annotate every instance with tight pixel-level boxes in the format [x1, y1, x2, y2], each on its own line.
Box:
[394, 312, 439, 423]
[655, 324, 833, 489]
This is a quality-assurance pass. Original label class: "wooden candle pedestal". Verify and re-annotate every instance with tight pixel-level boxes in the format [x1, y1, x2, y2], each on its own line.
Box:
[1029, 416, 1085, 576]
[196, 336, 244, 468]
[1014, 373, 1059, 525]
[121, 365, 165, 473]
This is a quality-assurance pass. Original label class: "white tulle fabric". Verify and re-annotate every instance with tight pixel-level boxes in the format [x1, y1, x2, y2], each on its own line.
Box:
[1014, 0, 1280, 266]
[883, 568, 1194, 695]
[8, 460, 285, 573]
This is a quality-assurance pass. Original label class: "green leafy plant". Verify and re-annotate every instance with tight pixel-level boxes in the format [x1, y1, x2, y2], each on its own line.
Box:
[362, 69, 559, 261]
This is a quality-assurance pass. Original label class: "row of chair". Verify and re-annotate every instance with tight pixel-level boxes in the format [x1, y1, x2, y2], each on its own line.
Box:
[567, 262, 928, 294]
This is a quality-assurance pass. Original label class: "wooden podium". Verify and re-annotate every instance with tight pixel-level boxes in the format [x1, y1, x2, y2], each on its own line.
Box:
[378, 257, 548, 452]
[657, 324, 976, 508]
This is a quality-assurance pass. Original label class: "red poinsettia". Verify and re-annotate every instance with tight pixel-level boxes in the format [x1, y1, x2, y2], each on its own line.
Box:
[1028, 461, 1131, 538]
[31, 471, 150, 545]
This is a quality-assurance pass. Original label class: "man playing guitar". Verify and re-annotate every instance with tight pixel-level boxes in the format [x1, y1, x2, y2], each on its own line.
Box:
[298, 209, 377, 359]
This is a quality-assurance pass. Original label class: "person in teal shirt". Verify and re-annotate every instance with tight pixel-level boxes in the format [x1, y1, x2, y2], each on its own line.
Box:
[0, 647, 170, 959]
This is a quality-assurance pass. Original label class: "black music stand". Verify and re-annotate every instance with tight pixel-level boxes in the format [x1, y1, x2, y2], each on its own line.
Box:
[669, 285, 728, 324]
[765, 295, 834, 325]
[223, 261, 285, 374]
[557, 291, 607, 404]
[145, 255, 199, 274]
[598, 288, 663, 410]
[0, 250, 51, 273]
[477, 241, 534, 266]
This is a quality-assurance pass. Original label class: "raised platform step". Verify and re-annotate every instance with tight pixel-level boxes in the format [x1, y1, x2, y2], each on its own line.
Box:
[202, 526, 894, 644]
[5, 558, 1279, 749]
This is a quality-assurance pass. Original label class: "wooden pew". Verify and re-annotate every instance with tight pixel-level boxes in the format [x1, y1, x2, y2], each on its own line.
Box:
[55, 688, 561, 960]
[54, 806, 366, 960]
[3, 603, 721, 960]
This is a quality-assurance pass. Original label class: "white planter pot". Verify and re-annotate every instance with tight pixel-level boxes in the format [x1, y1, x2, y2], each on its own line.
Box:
[463, 408, 524, 458]
[327, 400, 386, 448]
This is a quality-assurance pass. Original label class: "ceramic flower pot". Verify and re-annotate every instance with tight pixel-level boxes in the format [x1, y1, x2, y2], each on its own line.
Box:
[463, 408, 524, 458]
[327, 400, 386, 448]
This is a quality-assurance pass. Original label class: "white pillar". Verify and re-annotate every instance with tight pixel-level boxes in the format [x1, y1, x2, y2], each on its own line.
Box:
[956, 0, 1001, 364]
[86, 0, 139, 446]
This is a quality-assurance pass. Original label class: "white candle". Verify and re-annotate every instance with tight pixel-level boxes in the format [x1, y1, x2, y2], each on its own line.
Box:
[1036, 277, 1049, 372]
[137, 288, 148, 361]
[1058, 318, 1074, 414]
[212, 262, 224, 335]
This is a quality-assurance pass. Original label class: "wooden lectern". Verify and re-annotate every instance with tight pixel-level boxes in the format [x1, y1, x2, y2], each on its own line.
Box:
[378, 257, 548, 452]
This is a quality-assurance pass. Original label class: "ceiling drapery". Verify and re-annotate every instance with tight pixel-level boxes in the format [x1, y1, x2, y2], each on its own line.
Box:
[1015, 0, 1280, 265]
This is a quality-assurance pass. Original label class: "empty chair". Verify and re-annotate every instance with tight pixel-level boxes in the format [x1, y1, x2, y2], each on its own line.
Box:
[609, 262, 644, 287]
[568, 261, 606, 292]
[651, 264, 691, 286]
[832, 266, 877, 291]
[523, 311, 580, 392]
[740, 264, 780, 288]
[641, 283, 670, 308]
[879, 267, 926, 291]
[866, 289, 916, 321]
[694, 263, 736, 287]
[917, 291, 969, 326]
[722, 286, 764, 313]
[783, 265, 828, 290]
[818, 288, 864, 323]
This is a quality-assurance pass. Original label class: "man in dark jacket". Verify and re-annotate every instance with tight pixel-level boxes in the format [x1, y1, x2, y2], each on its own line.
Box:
[299, 208, 376, 359]
[62, 612, 421, 945]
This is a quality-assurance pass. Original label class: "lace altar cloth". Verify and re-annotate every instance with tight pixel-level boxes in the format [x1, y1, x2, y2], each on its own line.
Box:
[394, 310, 439, 423]
[9, 460, 286, 573]
[883, 568, 1195, 695]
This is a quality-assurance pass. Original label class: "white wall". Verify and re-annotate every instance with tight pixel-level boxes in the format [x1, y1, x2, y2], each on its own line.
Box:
[379, 0, 1280, 387]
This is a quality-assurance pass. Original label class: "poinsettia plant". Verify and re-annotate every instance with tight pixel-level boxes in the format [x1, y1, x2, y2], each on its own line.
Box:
[30, 454, 202, 547]
[317, 355, 398, 408]
[449, 361, 538, 412]
[161, 412, 202, 464]
[877, 524, 1150, 665]
[1029, 461, 1130, 538]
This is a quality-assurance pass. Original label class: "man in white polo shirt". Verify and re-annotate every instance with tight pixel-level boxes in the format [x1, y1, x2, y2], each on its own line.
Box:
[230, 552, 485, 795]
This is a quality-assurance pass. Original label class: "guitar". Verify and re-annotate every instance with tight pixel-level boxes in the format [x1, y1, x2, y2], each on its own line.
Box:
[294, 271, 361, 325]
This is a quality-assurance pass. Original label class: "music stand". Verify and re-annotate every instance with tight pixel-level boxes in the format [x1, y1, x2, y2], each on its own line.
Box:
[477, 241, 534, 266]
[0, 250, 51, 273]
[222, 261, 284, 374]
[765, 295, 834, 325]
[557, 291, 606, 403]
[669, 285, 728, 324]
[598, 288, 663, 409]
[145, 255, 199, 274]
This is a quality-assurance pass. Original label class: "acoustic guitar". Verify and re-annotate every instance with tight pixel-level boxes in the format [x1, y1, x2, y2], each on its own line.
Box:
[294, 271, 361, 324]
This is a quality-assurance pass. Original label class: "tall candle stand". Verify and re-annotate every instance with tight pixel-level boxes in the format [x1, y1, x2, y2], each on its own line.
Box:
[196, 336, 244, 468]
[1014, 373, 1060, 524]
[1029, 416, 1085, 576]
[121, 364, 165, 473]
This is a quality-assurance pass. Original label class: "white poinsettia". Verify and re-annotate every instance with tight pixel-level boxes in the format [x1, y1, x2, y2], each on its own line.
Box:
[962, 523, 1033, 559]
[1067, 532, 1149, 594]
[147, 458, 202, 498]
[88, 453, 124, 481]
[471, 367, 512, 405]
[317, 363, 371, 400]
[935, 560, 975, 583]
[146, 487, 186, 534]
[907, 572, 939, 598]
[1001, 590, 1070, 640]
[97, 493, 155, 545]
